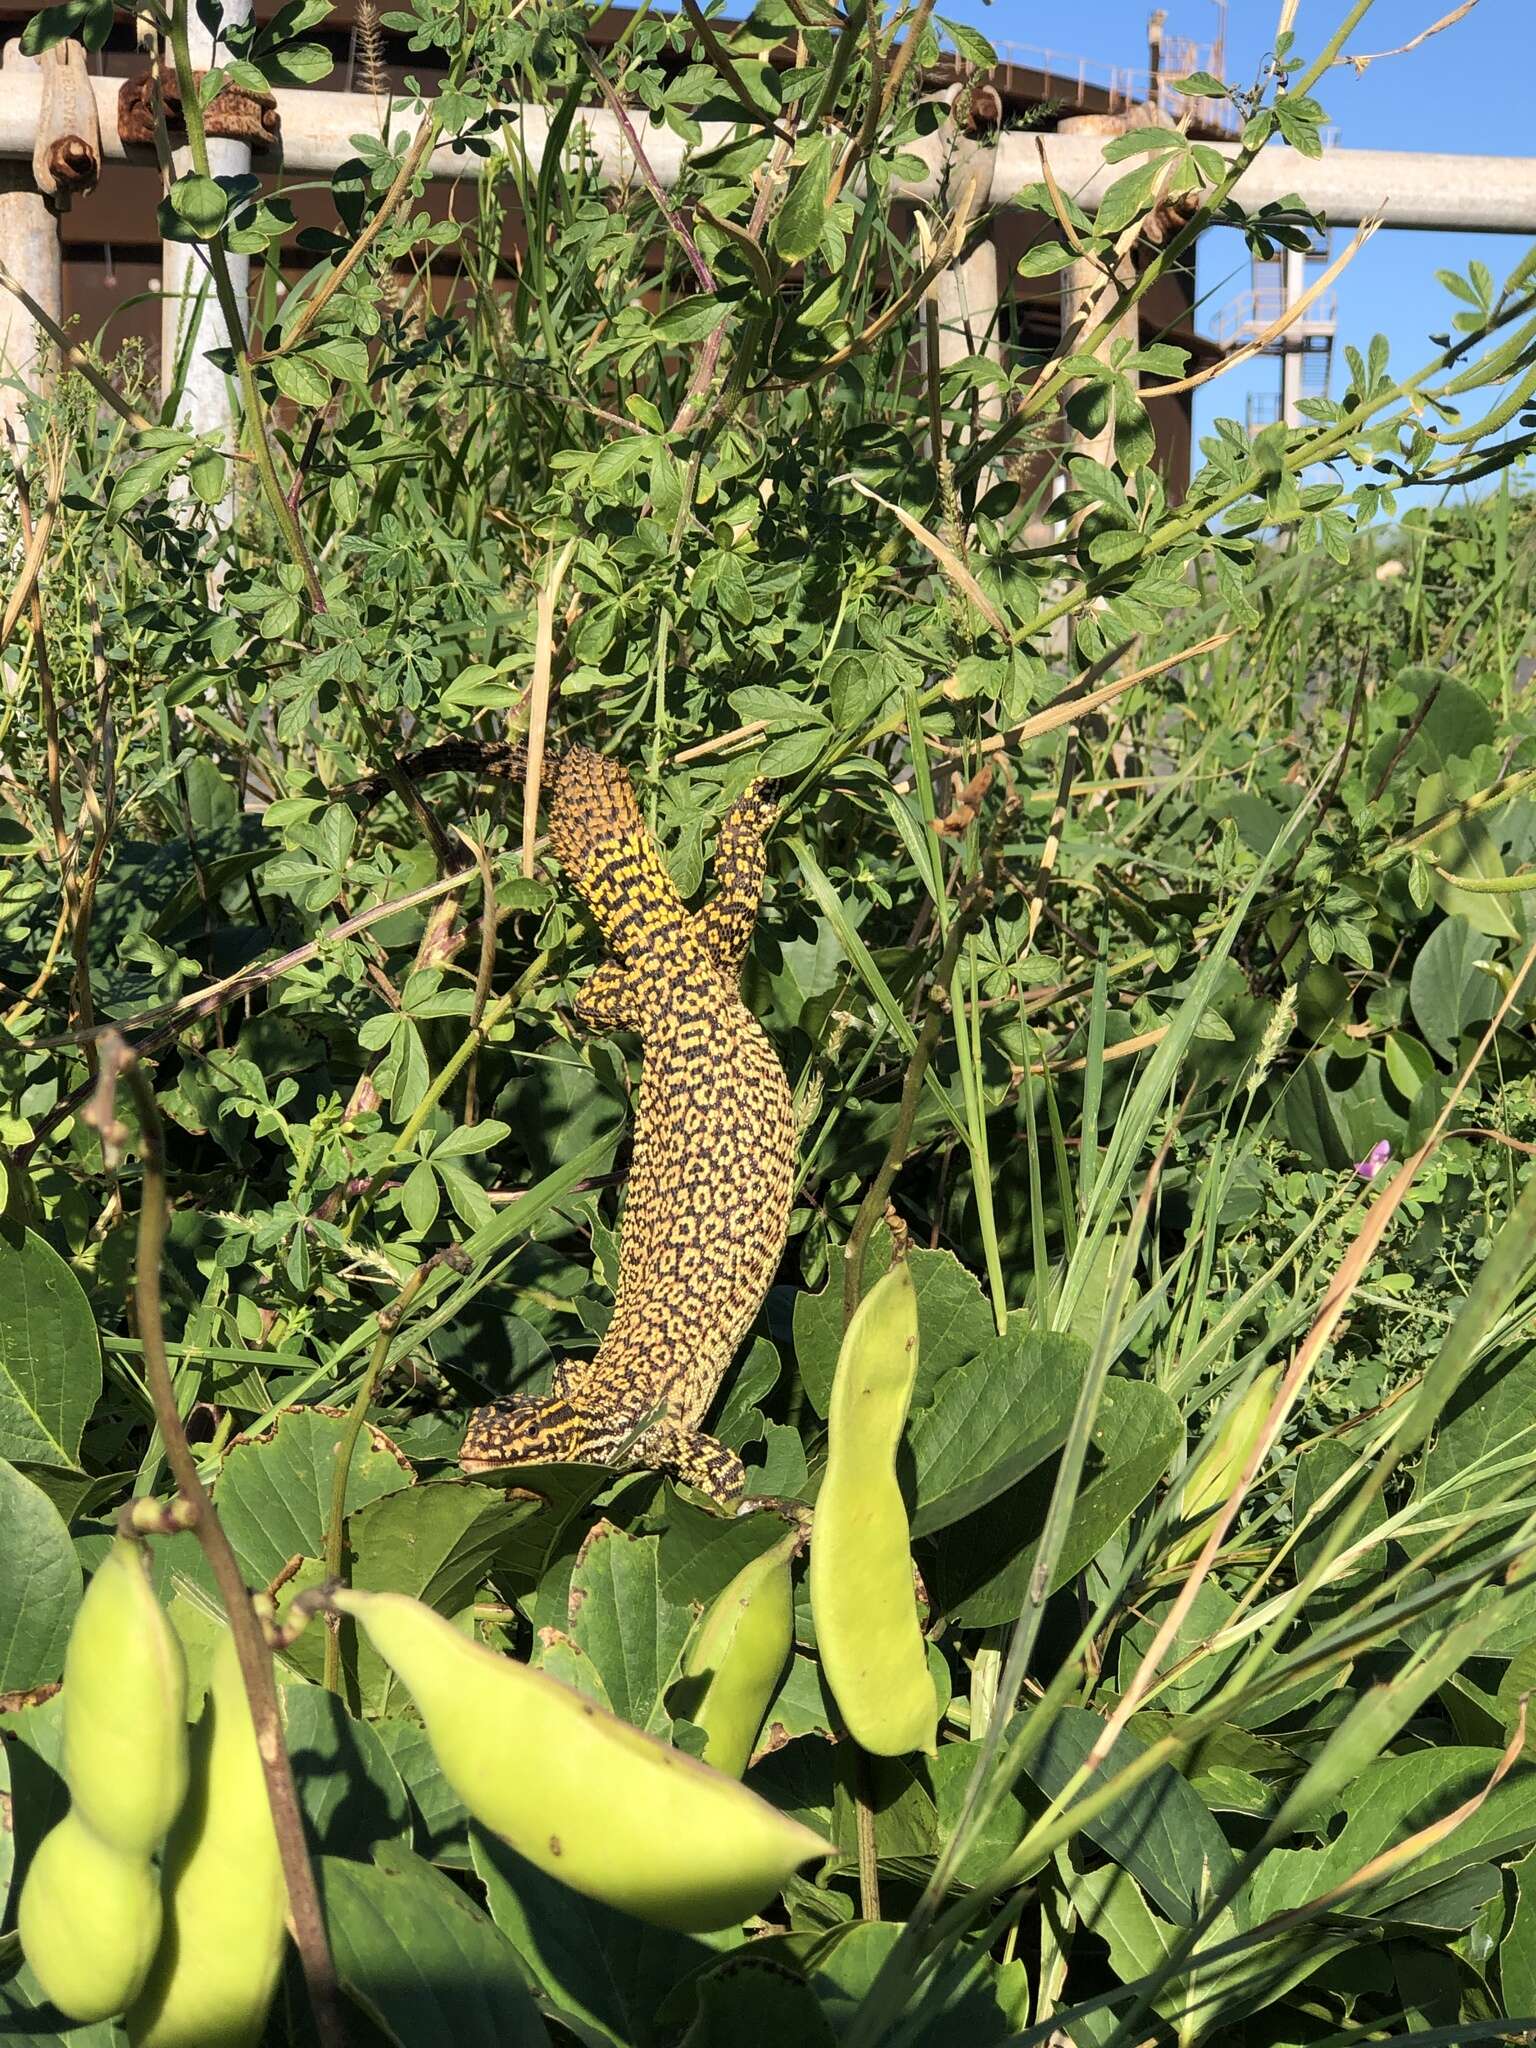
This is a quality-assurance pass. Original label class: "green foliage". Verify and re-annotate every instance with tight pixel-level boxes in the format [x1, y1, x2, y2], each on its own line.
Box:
[4, 0, 1536, 2039]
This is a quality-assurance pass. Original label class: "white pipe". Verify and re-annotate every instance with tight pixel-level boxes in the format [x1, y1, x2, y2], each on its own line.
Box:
[0, 45, 58, 448]
[0, 75, 1530, 233]
[160, 2, 250, 528]
[991, 130, 1536, 234]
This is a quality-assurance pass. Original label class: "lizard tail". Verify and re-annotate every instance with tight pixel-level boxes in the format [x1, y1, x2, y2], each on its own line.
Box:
[548, 745, 689, 965]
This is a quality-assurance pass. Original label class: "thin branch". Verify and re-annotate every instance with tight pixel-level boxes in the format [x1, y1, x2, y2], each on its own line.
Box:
[87, 1036, 348, 2048]
[578, 48, 717, 294]
[1334, 0, 1479, 70]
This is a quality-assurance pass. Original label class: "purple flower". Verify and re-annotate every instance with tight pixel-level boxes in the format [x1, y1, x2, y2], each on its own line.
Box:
[1354, 1140, 1391, 1181]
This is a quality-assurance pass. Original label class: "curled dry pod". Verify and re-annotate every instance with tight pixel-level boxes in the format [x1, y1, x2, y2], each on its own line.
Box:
[680, 1530, 797, 1779]
[62, 1534, 189, 1856]
[809, 1259, 937, 1757]
[1166, 1366, 1282, 1569]
[334, 1587, 831, 1931]
[126, 1632, 287, 2048]
[17, 1810, 163, 2022]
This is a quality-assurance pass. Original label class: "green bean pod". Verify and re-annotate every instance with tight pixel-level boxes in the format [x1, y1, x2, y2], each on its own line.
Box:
[126, 1632, 288, 2048]
[1166, 1366, 1281, 1568]
[809, 1259, 937, 1757]
[334, 1586, 831, 1931]
[681, 1530, 797, 1778]
[62, 1535, 189, 1856]
[17, 1812, 163, 2023]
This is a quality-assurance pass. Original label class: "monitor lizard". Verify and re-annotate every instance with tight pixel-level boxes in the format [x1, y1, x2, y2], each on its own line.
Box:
[433, 744, 796, 1511]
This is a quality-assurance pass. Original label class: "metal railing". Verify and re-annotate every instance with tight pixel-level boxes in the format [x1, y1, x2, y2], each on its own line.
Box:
[989, 38, 1242, 135]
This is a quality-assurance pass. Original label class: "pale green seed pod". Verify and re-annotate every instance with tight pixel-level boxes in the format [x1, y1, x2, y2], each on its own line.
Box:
[681, 1530, 797, 1778]
[62, 1535, 189, 1856]
[334, 1587, 831, 1931]
[126, 1632, 288, 2048]
[1166, 1367, 1282, 1568]
[17, 1811, 163, 2023]
[810, 1259, 937, 1757]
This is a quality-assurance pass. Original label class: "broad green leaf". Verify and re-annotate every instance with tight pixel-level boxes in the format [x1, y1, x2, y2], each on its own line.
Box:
[1023, 1705, 1236, 1925]
[1247, 1747, 1536, 1924]
[1408, 913, 1500, 1062]
[771, 134, 833, 264]
[349, 1483, 530, 1712]
[792, 1242, 996, 1417]
[473, 1827, 710, 2048]
[1116, 1578, 1245, 1714]
[924, 1378, 1180, 1627]
[213, 1406, 412, 1587]
[270, 351, 332, 407]
[0, 1457, 82, 1690]
[673, 1954, 836, 2047]
[286, 1686, 411, 1857]
[1416, 770, 1521, 939]
[321, 1842, 550, 2047]
[566, 1520, 695, 1734]
[372, 1715, 473, 1867]
[1501, 1847, 1536, 2012]
[1410, 1343, 1536, 1574]
[0, 1224, 101, 1470]
[907, 1329, 1084, 1537]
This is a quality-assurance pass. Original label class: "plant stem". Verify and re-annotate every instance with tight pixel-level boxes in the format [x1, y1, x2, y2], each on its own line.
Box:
[841, 864, 996, 1327]
[89, 1033, 348, 2048]
[322, 1254, 437, 1695]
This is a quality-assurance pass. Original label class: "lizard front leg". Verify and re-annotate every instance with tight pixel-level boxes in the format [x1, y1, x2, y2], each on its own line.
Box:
[693, 784, 775, 981]
[627, 1415, 747, 1511]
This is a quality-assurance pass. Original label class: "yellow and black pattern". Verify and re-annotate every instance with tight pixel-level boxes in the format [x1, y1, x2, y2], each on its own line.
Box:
[460, 746, 796, 1509]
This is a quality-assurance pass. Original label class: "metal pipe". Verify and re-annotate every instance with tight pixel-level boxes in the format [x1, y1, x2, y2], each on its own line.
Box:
[0, 74, 1531, 233]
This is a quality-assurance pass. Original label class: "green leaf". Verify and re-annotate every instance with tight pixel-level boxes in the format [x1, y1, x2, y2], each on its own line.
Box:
[792, 1242, 996, 1417]
[106, 445, 183, 520]
[907, 1328, 1083, 1537]
[1501, 1848, 1536, 2012]
[1408, 914, 1501, 1062]
[372, 1716, 473, 1866]
[1416, 771, 1521, 939]
[923, 1378, 1180, 1627]
[164, 172, 228, 239]
[0, 1224, 101, 1470]
[286, 1686, 412, 1857]
[188, 448, 228, 505]
[771, 134, 834, 264]
[650, 297, 731, 347]
[321, 1842, 550, 2047]
[270, 352, 333, 407]
[473, 1827, 708, 2048]
[0, 1457, 82, 1690]
[566, 1520, 695, 1734]
[1025, 1705, 1237, 1924]
[213, 1407, 411, 1589]
[673, 1954, 837, 2047]
[349, 1483, 528, 1712]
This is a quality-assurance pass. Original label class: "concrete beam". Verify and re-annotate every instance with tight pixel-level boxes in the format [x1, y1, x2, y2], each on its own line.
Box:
[0, 73, 1530, 234]
[994, 130, 1536, 235]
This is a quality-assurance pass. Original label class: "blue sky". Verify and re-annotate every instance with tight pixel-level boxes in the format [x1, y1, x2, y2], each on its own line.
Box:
[931, 0, 1532, 460]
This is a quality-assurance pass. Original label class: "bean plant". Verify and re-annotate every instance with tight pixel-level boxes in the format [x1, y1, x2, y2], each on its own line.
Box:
[3, 0, 1536, 2039]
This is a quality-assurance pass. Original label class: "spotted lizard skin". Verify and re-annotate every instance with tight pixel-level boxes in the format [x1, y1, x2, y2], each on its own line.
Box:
[459, 746, 795, 1508]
